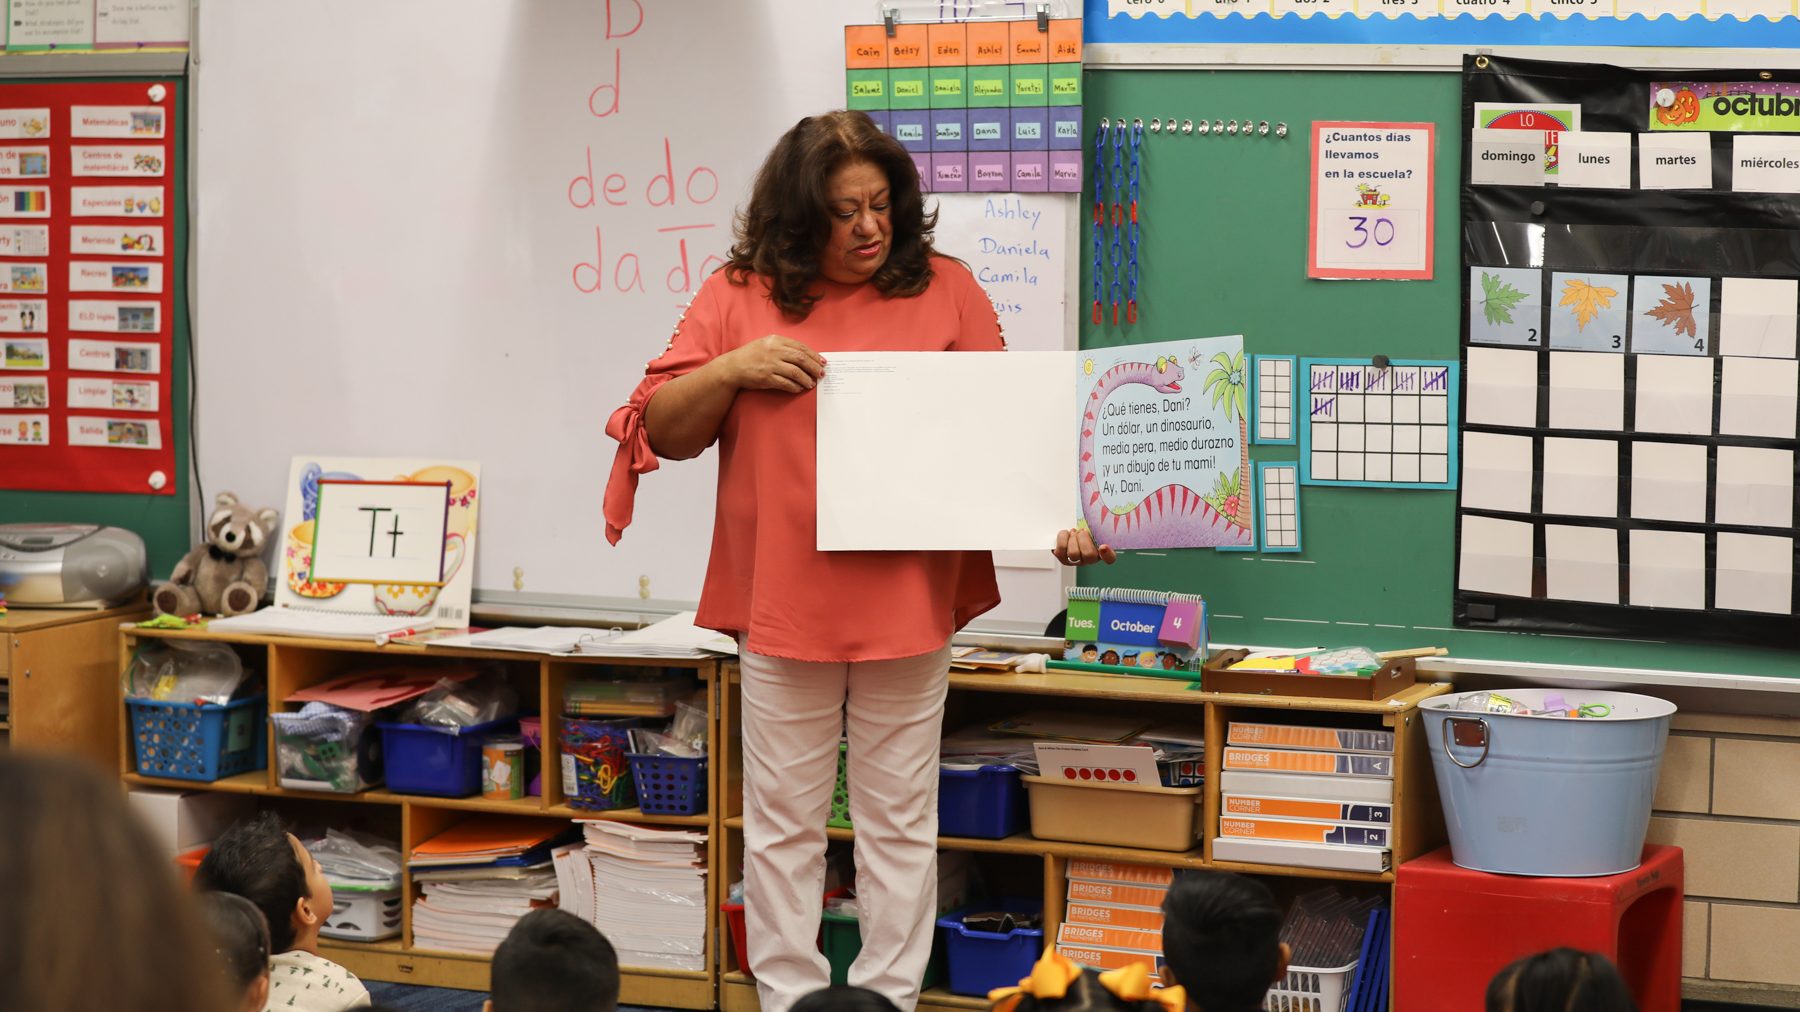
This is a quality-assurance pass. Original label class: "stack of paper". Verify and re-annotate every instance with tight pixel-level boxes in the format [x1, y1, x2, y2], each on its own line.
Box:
[423, 626, 591, 655]
[576, 612, 737, 659]
[411, 870, 559, 954]
[409, 817, 568, 867]
[554, 821, 708, 971]
[408, 817, 573, 955]
[205, 608, 429, 643]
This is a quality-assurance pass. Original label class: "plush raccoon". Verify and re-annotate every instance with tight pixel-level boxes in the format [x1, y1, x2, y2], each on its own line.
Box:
[153, 491, 279, 617]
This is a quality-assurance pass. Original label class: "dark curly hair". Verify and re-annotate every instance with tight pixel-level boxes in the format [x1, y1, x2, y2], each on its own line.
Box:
[725, 109, 938, 319]
[195, 811, 310, 954]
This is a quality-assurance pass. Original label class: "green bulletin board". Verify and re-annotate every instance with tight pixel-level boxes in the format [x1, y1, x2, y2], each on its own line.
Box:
[1077, 68, 1800, 680]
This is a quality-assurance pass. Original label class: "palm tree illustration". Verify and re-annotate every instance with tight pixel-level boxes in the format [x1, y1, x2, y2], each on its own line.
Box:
[1201, 350, 1250, 530]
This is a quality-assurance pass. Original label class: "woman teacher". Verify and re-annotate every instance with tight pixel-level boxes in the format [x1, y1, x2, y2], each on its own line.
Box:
[603, 110, 1112, 1012]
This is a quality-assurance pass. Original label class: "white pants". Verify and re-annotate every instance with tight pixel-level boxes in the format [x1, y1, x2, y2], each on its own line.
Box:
[739, 641, 952, 1012]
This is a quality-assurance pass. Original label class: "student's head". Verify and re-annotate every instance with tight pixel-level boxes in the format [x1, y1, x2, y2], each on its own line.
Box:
[1160, 871, 1287, 1012]
[195, 812, 334, 955]
[990, 954, 1174, 1012]
[0, 753, 232, 1012]
[484, 908, 620, 1012]
[1485, 948, 1637, 1012]
[197, 890, 272, 1012]
[792, 985, 902, 1012]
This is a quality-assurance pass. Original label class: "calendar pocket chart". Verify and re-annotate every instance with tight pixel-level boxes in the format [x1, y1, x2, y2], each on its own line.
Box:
[1458, 55, 1800, 644]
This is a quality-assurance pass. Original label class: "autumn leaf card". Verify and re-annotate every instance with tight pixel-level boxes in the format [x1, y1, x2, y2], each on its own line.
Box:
[1469, 266, 1542, 347]
[1549, 271, 1630, 352]
[1631, 275, 1712, 357]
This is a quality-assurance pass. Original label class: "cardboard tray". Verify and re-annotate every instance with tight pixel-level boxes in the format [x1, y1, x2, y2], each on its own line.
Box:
[1201, 649, 1415, 702]
[1021, 775, 1202, 852]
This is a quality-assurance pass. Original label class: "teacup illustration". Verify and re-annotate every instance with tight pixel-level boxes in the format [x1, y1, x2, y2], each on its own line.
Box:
[285, 520, 346, 599]
[374, 533, 466, 617]
[405, 465, 478, 537]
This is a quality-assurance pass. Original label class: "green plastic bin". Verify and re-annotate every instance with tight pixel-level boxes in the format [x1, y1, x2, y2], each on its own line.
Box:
[822, 908, 945, 989]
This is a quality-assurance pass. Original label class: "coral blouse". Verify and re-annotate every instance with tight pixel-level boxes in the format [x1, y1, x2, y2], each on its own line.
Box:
[603, 257, 1005, 662]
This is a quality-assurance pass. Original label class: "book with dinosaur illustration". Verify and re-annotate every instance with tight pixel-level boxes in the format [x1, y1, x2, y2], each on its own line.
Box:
[1076, 334, 1255, 552]
[1062, 587, 1206, 671]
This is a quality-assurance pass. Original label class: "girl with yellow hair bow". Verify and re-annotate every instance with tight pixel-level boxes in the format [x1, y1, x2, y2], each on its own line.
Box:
[989, 951, 1187, 1012]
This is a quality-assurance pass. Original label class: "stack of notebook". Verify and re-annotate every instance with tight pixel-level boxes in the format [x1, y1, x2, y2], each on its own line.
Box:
[1055, 860, 1170, 984]
[408, 817, 572, 954]
[553, 821, 709, 971]
[1214, 722, 1395, 873]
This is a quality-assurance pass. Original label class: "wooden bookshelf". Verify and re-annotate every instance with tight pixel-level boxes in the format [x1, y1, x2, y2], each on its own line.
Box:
[117, 625, 721, 1008]
[118, 622, 1445, 1009]
[717, 666, 1448, 1011]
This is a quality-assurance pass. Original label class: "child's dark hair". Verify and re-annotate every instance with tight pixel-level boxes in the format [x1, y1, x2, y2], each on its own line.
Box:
[490, 908, 621, 1012]
[1485, 948, 1637, 1012]
[1161, 871, 1284, 1012]
[194, 812, 308, 954]
[196, 890, 271, 995]
[1001, 971, 1165, 1012]
[792, 985, 902, 1012]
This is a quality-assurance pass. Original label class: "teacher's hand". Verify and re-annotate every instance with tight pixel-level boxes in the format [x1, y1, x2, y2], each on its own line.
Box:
[1052, 528, 1116, 566]
[726, 335, 826, 393]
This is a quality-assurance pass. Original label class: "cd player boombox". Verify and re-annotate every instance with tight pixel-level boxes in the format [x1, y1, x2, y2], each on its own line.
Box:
[0, 523, 148, 607]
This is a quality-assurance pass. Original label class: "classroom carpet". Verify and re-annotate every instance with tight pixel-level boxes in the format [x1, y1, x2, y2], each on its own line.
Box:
[367, 982, 668, 1010]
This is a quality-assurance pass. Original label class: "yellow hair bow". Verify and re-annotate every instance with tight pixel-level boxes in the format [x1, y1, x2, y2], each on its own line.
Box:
[987, 950, 1189, 1012]
[989, 950, 1083, 1012]
[1098, 964, 1188, 1012]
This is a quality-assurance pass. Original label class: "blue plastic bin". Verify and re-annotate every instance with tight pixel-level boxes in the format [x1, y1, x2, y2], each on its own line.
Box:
[939, 765, 1026, 839]
[627, 752, 708, 815]
[937, 898, 1044, 997]
[378, 717, 517, 797]
[129, 695, 267, 782]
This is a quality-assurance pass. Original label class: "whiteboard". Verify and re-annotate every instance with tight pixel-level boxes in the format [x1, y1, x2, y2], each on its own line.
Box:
[192, 1, 1077, 626]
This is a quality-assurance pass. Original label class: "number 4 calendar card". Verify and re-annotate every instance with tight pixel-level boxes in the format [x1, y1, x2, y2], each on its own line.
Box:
[1308, 122, 1436, 281]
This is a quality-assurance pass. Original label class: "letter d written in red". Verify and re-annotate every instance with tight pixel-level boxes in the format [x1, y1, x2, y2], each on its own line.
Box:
[588, 50, 622, 118]
[568, 147, 596, 209]
[605, 0, 644, 38]
[573, 227, 606, 293]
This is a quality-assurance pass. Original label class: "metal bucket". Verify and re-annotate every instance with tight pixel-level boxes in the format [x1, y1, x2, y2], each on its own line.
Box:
[1420, 689, 1675, 877]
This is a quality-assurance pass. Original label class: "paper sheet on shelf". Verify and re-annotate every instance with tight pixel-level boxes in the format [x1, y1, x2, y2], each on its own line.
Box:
[575, 611, 736, 658]
[816, 351, 1077, 551]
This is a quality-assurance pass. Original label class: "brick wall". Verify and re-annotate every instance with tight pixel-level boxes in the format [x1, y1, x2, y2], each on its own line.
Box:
[1648, 713, 1800, 992]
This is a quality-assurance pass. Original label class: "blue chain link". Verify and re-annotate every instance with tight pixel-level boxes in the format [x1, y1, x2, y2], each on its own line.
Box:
[1127, 121, 1142, 323]
[1108, 123, 1124, 324]
[1092, 122, 1105, 323]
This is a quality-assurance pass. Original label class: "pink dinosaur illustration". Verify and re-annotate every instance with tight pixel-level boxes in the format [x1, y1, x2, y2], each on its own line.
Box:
[1079, 359, 1251, 549]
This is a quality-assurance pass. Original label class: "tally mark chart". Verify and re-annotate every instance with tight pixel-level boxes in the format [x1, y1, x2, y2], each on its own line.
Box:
[1300, 358, 1459, 490]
